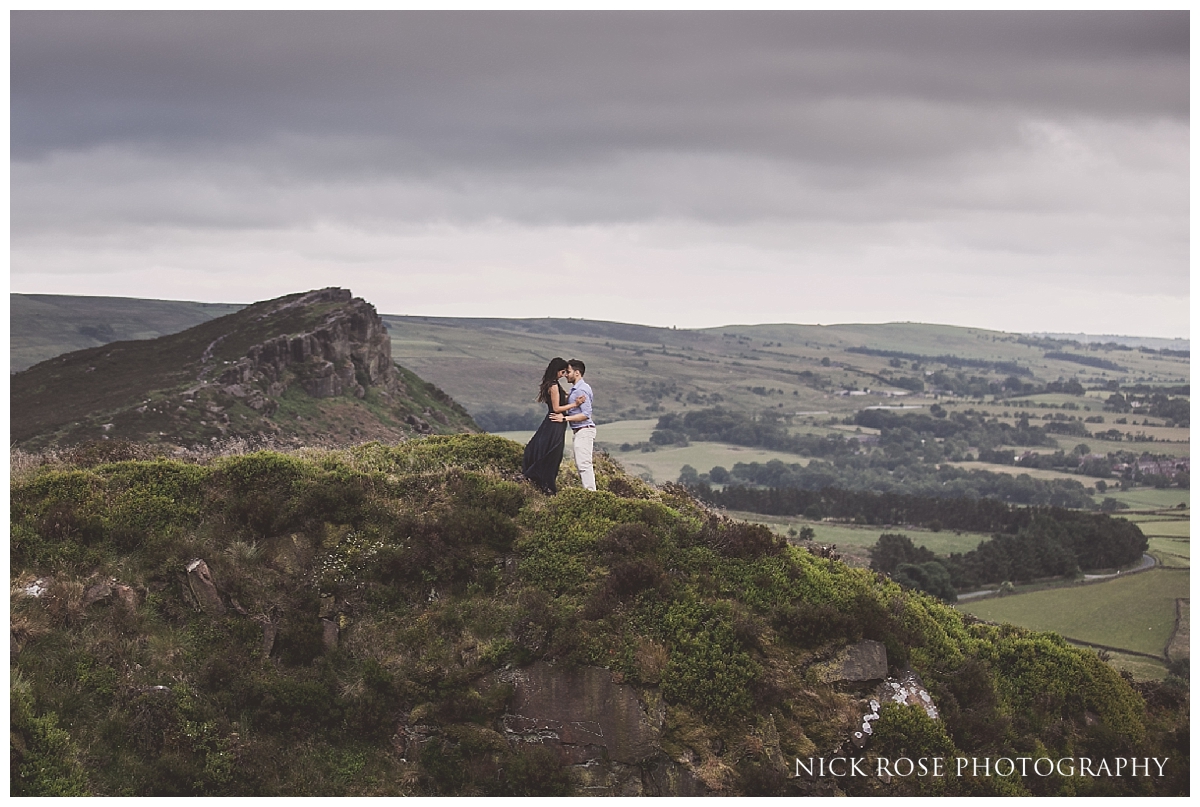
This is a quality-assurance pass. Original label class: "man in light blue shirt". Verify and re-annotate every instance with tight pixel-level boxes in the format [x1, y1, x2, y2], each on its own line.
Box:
[551, 359, 596, 490]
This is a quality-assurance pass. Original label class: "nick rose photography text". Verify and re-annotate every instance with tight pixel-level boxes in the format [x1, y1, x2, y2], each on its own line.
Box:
[796, 757, 1170, 779]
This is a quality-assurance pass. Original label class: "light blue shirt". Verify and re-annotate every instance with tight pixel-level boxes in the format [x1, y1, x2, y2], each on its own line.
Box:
[567, 379, 594, 430]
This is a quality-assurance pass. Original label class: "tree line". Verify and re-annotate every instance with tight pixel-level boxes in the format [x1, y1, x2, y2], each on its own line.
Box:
[868, 507, 1147, 599]
[694, 485, 1146, 597]
[694, 458, 1097, 509]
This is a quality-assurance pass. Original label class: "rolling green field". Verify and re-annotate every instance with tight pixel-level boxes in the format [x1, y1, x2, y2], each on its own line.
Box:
[1131, 513, 1191, 569]
[958, 568, 1189, 658]
[1103, 651, 1170, 682]
[1132, 517, 1191, 538]
[1097, 488, 1191, 511]
[384, 315, 983, 425]
[1146, 538, 1190, 569]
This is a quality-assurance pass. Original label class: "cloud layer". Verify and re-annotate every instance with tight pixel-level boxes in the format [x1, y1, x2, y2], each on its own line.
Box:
[11, 11, 1189, 335]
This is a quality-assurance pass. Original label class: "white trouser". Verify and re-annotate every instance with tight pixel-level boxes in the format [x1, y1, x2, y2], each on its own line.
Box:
[572, 426, 596, 490]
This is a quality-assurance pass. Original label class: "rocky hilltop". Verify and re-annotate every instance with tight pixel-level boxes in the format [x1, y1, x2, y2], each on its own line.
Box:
[11, 288, 477, 450]
[10, 438, 1187, 796]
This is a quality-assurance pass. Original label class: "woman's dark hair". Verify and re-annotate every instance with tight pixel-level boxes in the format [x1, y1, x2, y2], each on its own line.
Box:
[537, 357, 569, 403]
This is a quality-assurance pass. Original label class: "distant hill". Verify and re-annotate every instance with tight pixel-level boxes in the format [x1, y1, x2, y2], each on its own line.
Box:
[11, 293, 246, 373]
[11, 289, 477, 451]
[383, 316, 1190, 429]
[11, 294, 1190, 431]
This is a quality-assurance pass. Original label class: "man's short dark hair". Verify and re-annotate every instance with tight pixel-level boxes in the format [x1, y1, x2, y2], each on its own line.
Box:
[567, 359, 586, 375]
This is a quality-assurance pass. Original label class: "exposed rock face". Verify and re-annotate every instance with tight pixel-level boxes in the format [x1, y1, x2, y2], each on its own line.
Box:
[811, 639, 888, 685]
[490, 662, 706, 796]
[321, 618, 339, 650]
[186, 559, 225, 615]
[498, 662, 663, 764]
[212, 288, 404, 406]
[81, 578, 139, 610]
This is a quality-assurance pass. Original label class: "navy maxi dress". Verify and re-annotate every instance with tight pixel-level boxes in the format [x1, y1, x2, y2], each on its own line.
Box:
[523, 385, 568, 494]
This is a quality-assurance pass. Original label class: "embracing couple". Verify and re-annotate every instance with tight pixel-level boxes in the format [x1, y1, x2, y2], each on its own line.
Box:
[522, 358, 596, 494]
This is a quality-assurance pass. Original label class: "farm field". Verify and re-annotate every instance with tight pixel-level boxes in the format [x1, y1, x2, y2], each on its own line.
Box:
[1098, 488, 1190, 511]
[1094, 439, 1192, 458]
[1146, 538, 1189, 569]
[492, 420, 815, 485]
[1131, 516, 1191, 538]
[723, 511, 990, 558]
[958, 568, 1189, 658]
[942, 461, 1091, 484]
[1104, 651, 1170, 681]
[1132, 512, 1191, 569]
[607, 442, 809, 484]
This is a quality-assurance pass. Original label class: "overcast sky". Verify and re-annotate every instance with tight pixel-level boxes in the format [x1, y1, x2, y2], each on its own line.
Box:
[10, 11, 1190, 336]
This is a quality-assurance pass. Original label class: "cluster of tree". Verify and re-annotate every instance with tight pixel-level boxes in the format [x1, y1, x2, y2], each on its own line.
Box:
[1017, 335, 1134, 353]
[651, 409, 858, 457]
[1043, 351, 1125, 371]
[712, 486, 1145, 587]
[1042, 420, 1091, 437]
[845, 346, 1032, 376]
[696, 481, 1139, 547]
[872, 511, 1146, 593]
[1043, 377, 1087, 395]
[853, 408, 1056, 449]
[869, 534, 957, 601]
[697, 459, 1097, 509]
[887, 375, 926, 392]
[1104, 391, 1189, 426]
[471, 408, 545, 432]
[1118, 383, 1189, 396]
[923, 372, 1088, 400]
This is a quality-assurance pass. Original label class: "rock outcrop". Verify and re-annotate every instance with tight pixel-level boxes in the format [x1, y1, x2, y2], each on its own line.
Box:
[185, 559, 226, 615]
[811, 639, 888, 685]
[210, 288, 404, 408]
[11, 286, 479, 449]
[488, 662, 706, 796]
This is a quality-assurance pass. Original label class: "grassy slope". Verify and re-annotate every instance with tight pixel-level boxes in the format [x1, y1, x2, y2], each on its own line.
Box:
[9, 435, 1185, 796]
[958, 568, 1189, 657]
[10, 294, 315, 444]
[11, 293, 245, 372]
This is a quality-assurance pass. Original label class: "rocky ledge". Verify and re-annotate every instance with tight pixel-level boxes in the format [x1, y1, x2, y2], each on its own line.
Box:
[202, 288, 405, 415]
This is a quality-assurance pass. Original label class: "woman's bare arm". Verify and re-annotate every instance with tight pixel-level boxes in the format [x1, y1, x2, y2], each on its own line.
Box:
[549, 386, 585, 413]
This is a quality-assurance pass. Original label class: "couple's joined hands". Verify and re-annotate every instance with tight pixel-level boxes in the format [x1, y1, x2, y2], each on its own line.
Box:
[550, 393, 586, 422]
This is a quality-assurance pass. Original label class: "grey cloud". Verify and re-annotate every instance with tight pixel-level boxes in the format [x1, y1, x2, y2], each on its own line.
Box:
[13, 11, 1187, 168]
[10, 11, 1188, 336]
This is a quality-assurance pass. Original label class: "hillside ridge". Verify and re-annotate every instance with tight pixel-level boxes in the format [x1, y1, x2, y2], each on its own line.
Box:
[11, 288, 477, 450]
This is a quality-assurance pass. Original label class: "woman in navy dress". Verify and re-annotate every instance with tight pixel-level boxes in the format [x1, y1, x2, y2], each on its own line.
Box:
[522, 357, 571, 494]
